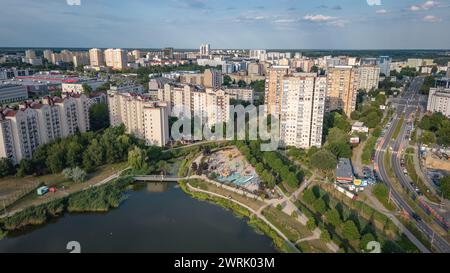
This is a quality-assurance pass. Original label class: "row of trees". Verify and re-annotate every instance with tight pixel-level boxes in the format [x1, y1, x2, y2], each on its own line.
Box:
[236, 140, 304, 189]
[302, 185, 404, 252]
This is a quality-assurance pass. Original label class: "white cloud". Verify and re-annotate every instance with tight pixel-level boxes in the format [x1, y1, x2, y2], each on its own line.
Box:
[423, 15, 442, 22]
[66, 0, 81, 5]
[409, 1, 440, 11]
[367, 0, 382, 6]
[376, 9, 387, 14]
[302, 14, 347, 27]
[303, 14, 335, 22]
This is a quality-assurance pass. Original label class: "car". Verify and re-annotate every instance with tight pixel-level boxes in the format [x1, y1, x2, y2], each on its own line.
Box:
[412, 213, 422, 222]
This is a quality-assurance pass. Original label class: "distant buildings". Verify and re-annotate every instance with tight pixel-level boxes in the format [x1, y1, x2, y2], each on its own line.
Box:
[0, 93, 104, 164]
[61, 79, 107, 94]
[224, 87, 254, 104]
[107, 91, 169, 147]
[199, 43, 210, 56]
[326, 65, 360, 117]
[104, 48, 127, 70]
[378, 56, 391, 76]
[357, 65, 380, 92]
[427, 88, 450, 118]
[180, 68, 222, 88]
[89, 48, 105, 67]
[0, 84, 28, 104]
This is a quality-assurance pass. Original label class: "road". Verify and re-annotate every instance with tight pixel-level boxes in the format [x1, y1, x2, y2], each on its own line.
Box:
[375, 77, 450, 253]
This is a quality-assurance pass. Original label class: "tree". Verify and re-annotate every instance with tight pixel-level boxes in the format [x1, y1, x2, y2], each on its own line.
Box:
[320, 228, 331, 242]
[66, 142, 83, 168]
[89, 103, 110, 131]
[325, 209, 342, 227]
[191, 162, 198, 173]
[441, 176, 450, 200]
[128, 146, 149, 171]
[0, 158, 14, 178]
[223, 75, 232, 86]
[313, 198, 327, 214]
[82, 83, 93, 95]
[342, 220, 360, 241]
[420, 131, 436, 145]
[47, 144, 66, 174]
[71, 167, 87, 182]
[311, 149, 337, 170]
[156, 160, 170, 175]
[16, 159, 33, 177]
[359, 233, 376, 252]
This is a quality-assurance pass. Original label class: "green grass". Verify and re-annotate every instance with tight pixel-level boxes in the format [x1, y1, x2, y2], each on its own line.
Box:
[262, 206, 312, 243]
[362, 136, 377, 164]
[392, 114, 405, 140]
[405, 154, 440, 203]
[372, 183, 396, 211]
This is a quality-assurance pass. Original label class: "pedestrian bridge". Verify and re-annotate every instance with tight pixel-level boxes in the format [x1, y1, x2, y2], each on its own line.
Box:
[133, 175, 182, 182]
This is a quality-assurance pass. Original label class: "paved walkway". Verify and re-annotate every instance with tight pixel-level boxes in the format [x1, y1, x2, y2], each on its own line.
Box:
[186, 182, 301, 253]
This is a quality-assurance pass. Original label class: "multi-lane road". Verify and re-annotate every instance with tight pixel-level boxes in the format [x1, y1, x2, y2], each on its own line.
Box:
[374, 77, 450, 253]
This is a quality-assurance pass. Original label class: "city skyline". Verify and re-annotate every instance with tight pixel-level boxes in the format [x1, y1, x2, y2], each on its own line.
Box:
[1, 0, 450, 49]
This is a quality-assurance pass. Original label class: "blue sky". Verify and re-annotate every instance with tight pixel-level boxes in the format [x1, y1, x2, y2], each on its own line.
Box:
[0, 0, 449, 49]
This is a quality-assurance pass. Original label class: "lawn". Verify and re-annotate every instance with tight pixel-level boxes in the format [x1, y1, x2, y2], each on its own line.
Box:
[262, 206, 312, 243]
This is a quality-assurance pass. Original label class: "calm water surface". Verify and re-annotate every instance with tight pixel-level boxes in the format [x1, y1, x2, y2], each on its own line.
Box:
[0, 182, 276, 253]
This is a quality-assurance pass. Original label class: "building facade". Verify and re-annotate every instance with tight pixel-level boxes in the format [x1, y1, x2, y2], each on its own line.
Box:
[326, 65, 360, 117]
[357, 65, 380, 92]
[0, 93, 101, 164]
[280, 73, 325, 148]
[427, 88, 450, 118]
[108, 92, 169, 147]
[264, 66, 289, 116]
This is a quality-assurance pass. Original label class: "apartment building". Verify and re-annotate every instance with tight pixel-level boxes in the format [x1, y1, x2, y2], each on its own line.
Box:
[280, 73, 326, 149]
[159, 83, 230, 128]
[73, 52, 90, 67]
[326, 65, 360, 117]
[224, 88, 254, 103]
[0, 84, 28, 104]
[357, 65, 380, 92]
[107, 91, 169, 147]
[264, 66, 289, 116]
[199, 43, 210, 56]
[104, 48, 127, 70]
[89, 48, 105, 67]
[427, 88, 450, 118]
[0, 93, 99, 164]
[203, 69, 223, 88]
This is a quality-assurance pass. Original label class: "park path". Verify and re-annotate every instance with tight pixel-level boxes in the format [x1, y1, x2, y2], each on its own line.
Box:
[186, 182, 301, 253]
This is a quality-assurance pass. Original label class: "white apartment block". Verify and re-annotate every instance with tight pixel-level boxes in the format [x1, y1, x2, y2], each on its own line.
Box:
[107, 92, 169, 147]
[357, 65, 380, 92]
[427, 88, 450, 118]
[280, 73, 325, 149]
[0, 84, 28, 104]
[159, 83, 230, 128]
[199, 43, 210, 56]
[0, 93, 100, 164]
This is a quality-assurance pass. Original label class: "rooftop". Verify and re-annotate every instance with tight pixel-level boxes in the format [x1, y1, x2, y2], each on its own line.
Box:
[336, 158, 354, 180]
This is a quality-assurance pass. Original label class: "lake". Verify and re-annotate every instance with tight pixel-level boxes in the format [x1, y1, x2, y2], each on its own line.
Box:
[0, 182, 276, 253]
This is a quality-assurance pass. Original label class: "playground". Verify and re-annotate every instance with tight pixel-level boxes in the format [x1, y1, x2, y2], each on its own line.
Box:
[204, 148, 261, 193]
